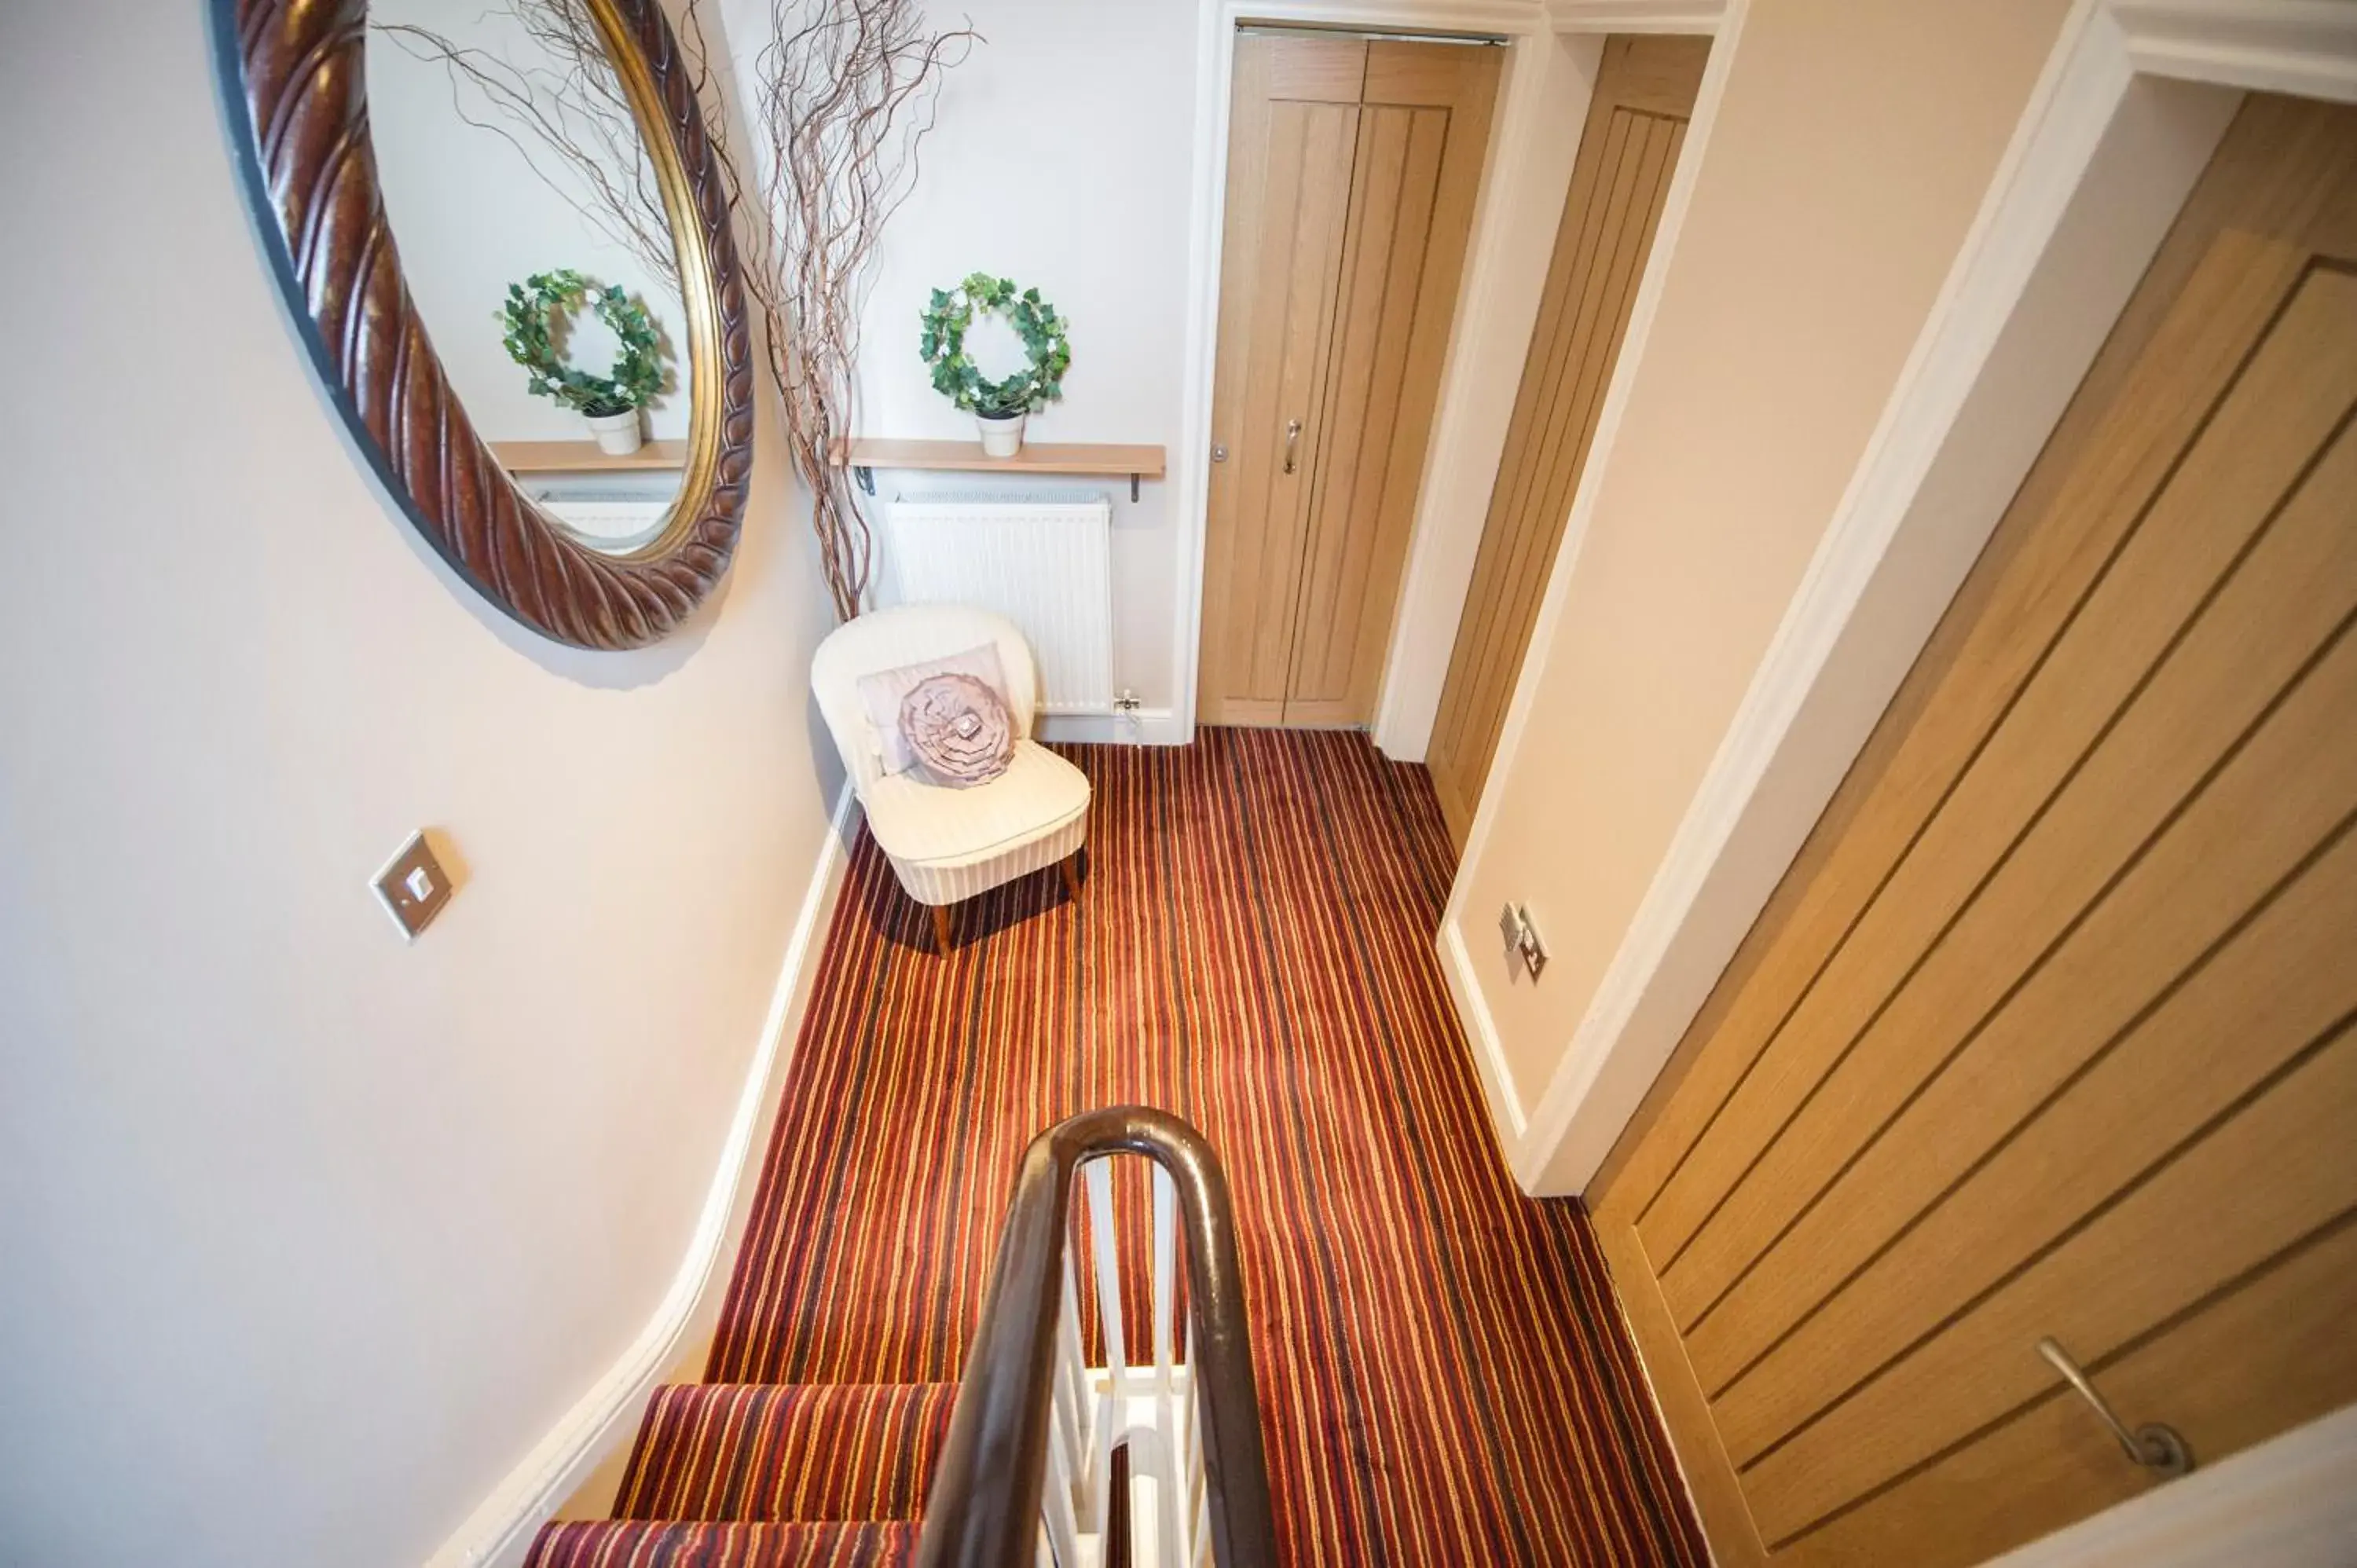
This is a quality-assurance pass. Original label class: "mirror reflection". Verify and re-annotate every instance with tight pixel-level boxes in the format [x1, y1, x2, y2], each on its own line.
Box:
[367, 0, 691, 555]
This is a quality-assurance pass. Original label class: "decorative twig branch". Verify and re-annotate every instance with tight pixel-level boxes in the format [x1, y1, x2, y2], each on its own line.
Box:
[374, 1, 681, 290]
[380, 0, 972, 622]
[743, 0, 980, 621]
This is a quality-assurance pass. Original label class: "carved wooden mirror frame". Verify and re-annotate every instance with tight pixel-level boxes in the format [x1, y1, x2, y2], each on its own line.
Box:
[212, 0, 754, 650]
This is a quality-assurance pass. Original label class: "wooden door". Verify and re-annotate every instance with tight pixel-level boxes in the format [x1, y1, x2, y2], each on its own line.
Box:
[1198, 34, 1499, 727]
[1591, 95, 2357, 1568]
[1199, 33, 1363, 728]
[1425, 36, 1707, 844]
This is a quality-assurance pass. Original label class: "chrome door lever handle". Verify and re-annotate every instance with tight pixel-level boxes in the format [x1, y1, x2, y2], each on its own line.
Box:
[1283, 418, 1303, 474]
[2036, 1337, 2193, 1478]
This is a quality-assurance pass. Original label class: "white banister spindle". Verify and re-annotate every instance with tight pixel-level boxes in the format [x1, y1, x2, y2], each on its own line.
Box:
[1182, 1317, 1200, 1489]
[1084, 1160, 1127, 1382]
[1048, 1353, 1081, 1529]
[1186, 1378, 1208, 1565]
[1042, 1399, 1084, 1568]
[1039, 1152, 1237, 1567]
[1152, 1166, 1177, 1394]
[1055, 1252, 1091, 1511]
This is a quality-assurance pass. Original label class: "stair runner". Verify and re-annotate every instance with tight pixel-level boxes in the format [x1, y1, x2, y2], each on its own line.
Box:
[528, 1383, 953, 1566]
[525, 731, 1707, 1568]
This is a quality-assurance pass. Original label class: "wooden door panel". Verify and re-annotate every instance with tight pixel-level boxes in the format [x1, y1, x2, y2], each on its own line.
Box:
[1656, 293, 2357, 1329]
[1285, 42, 1497, 726]
[1425, 35, 1703, 841]
[1247, 101, 1360, 708]
[1691, 629, 2357, 1401]
[1591, 97, 2357, 1566]
[1200, 35, 1495, 729]
[1444, 110, 1673, 755]
[1635, 263, 2357, 1277]
[1787, 1211, 2357, 1568]
[1746, 1024, 2357, 1543]
[1720, 806, 2357, 1468]
[1597, 229, 2326, 1218]
[1284, 103, 1446, 715]
[1259, 31, 1367, 102]
[1363, 35, 1485, 105]
[1200, 35, 1364, 726]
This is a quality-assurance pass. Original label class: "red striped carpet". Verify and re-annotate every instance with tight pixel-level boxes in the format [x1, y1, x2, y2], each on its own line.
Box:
[555, 729, 1704, 1566]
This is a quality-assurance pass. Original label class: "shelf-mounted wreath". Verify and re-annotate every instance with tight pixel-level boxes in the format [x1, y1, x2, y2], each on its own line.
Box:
[919, 273, 1072, 457]
[501, 269, 666, 455]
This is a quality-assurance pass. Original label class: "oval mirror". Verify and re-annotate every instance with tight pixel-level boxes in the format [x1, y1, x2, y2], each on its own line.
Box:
[213, 0, 753, 649]
[368, 0, 695, 555]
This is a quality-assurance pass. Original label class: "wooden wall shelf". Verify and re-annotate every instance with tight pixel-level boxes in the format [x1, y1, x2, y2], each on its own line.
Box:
[492, 438, 689, 474]
[830, 438, 1167, 500]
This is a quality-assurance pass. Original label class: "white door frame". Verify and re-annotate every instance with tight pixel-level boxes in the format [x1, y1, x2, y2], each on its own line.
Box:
[1476, 0, 2357, 1198]
[1169, 0, 1736, 742]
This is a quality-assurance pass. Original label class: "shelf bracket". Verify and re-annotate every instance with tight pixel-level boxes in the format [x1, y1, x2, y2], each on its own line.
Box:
[853, 465, 875, 497]
[1130, 472, 1140, 503]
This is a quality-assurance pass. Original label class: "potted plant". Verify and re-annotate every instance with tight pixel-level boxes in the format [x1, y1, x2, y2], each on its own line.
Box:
[970, 382, 1034, 459]
[501, 269, 665, 455]
[919, 273, 1071, 458]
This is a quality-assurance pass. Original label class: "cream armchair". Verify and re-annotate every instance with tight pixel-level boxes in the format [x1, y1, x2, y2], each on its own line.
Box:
[812, 604, 1091, 951]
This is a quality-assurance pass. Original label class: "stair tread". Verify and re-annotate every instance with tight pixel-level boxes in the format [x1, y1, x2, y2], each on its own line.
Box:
[617, 1382, 959, 1523]
[528, 1519, 915, 1567]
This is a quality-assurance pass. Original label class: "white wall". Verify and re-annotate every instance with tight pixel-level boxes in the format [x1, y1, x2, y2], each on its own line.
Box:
[368, 0, 695, 442]
[844, 0, 1202, 716]
[1439, 0, 2077, 1187]
[0, 4, 843, 1564]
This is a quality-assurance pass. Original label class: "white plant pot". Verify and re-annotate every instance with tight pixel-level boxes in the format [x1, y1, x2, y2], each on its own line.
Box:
[976, 411, 1027, 459]
[586, 409, 643, 456]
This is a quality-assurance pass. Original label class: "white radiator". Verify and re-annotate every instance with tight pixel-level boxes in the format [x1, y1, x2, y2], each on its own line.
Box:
[879, 489, 1115, 713]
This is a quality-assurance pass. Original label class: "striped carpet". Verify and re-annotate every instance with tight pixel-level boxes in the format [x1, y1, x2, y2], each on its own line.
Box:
[607, 729, 1703, 1565]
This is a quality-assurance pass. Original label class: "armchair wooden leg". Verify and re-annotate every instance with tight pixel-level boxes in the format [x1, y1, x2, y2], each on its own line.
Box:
[930, 903, 954, 954]
[1058, 852, 1083, 903]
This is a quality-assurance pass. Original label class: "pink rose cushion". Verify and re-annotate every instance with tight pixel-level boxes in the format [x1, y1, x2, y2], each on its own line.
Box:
[855, 643, 1014, 775]
[898, 673, 1015, 787]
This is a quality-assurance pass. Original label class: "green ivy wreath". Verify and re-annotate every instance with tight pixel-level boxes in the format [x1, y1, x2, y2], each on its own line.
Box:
[918, 273, 1072, 419]
[500, 269, 663, 419]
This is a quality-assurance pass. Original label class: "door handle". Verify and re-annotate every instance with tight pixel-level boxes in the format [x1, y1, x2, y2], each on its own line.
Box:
[1283, 418, 1303, 475]
[2036, 1338, 2193, 1478]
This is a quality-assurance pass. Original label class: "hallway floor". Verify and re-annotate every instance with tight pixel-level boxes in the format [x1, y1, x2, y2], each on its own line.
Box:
[708, 728, 1704, 1566]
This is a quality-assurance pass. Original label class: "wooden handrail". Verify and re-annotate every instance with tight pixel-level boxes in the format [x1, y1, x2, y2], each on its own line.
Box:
[915, 1106, 1276, 1568]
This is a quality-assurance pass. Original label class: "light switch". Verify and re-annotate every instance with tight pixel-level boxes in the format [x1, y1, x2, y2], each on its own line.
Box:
[1499, 901, 1527, 958]
[1518, 907, 1549, 981]
[1499, 901, 1548, 982]
[373, 830, 455, 940]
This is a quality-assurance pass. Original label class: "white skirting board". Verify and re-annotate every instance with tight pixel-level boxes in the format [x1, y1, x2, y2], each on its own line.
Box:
[423, 784, 859, 1568]
[1037, 707, 1188, 748]
[1437, 917, 1529, 1144]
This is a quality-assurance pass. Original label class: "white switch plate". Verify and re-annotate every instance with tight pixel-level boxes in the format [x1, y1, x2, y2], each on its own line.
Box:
[372, 830, 454, 941]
